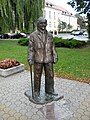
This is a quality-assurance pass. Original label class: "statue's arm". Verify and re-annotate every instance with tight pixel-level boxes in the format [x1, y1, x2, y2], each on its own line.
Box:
[28, 35, 34, 65]
[53, 43, 58, 64]
[52, 36, 58, 64]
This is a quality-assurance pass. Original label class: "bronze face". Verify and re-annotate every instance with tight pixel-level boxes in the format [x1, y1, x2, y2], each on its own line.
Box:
[37, 17, 47, 31]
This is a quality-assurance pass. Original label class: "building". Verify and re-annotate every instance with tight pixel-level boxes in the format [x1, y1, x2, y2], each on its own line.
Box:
[43, 0, 77, 35]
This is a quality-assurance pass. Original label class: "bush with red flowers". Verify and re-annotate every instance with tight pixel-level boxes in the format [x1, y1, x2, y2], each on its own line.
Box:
[0, 59, 20, 69]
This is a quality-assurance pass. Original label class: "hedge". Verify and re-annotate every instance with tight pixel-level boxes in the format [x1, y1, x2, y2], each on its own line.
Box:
[53, 37, 87, 48]
[18, 38, 29, 46]
[18, 37, 88, 48]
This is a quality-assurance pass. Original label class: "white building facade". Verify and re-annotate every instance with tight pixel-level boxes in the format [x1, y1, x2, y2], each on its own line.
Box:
[43, 0, 77, 35]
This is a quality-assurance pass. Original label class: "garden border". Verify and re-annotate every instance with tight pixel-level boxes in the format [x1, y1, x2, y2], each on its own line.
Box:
[0, 64, 24, 77]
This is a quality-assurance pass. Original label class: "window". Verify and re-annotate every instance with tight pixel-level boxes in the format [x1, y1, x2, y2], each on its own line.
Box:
[54, 12, 55, 19]
[54, 22, 56, 28]
[49, 11, 51, 19]
[49, 21, 51, 27]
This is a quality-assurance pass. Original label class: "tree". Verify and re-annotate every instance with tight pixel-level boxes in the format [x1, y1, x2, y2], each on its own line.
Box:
[61, 21, 67, 31]
[23, 0, 44, 33]
[67, 0, 90, 14]
[58, 19, 62, 32]
[58, 20, 72, 32]
[68, 0, 90, 38]
[0, 0, 44, 33]
[58, 20, 67, 32]
[67, 24, 73, 31]
[75, 14, 87, 29]
[87, 13, 90, 38]
[0, 0, 24, 33]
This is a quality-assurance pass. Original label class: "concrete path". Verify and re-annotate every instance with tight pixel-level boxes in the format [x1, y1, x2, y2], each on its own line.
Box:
[0, 71, 90, 120]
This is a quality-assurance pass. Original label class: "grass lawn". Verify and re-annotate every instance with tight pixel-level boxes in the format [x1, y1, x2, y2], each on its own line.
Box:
[0, 40, 90, 82]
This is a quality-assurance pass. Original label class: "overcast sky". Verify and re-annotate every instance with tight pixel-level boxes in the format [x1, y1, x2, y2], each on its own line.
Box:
[49, 0, 76, 14]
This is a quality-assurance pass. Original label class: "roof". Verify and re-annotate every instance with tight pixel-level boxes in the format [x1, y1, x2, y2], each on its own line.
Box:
[45, 0, 73, 16]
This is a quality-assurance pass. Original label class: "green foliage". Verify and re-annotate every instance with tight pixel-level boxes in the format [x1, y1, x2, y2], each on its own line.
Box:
[0, 0, 45, 33]
[87, 13, 90, 39]
[18, 38, 29, 46]
[67, 0, 90, 14]
[75, 14, 86, 29]
[67, 24, 73, 30]
[58, 20, 67, 31]
[53, 37, 87, 48]
[58, 19, 72, 32]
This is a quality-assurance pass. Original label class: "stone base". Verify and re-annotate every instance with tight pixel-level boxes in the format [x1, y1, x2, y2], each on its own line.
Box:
[24, 90, 64, 105]
[0, 64, 24, 77]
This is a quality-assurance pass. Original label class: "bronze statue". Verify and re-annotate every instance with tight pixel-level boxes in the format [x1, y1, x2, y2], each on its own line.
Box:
[25, 17, 63, 104]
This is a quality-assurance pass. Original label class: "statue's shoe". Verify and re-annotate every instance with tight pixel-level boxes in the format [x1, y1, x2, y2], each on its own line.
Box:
[45, 92, 58, 96]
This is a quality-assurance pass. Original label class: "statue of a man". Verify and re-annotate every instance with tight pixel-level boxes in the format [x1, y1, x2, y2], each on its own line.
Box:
[28, 17, 58, 101]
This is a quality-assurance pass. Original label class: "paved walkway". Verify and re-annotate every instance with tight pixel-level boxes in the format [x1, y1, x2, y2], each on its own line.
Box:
[0, 71, 90, 120]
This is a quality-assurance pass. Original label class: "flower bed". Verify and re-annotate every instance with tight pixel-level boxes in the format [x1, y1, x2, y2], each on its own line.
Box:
[0, 59, 20, 69]
[0, 59, 24, 77]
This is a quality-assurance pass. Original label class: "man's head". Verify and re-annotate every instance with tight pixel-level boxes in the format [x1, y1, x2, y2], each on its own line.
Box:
[37, 17, 47, 31]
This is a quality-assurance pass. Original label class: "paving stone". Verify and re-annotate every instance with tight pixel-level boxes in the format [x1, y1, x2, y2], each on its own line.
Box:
[76, 109, 85, 114]
[15, 106, 22, 112]
[0, 104, 6, 110]
[4, 107, 11, 113]
[7, 117, 16, 120]
[69, 118, 79, 120]
[81, 115, 90, 120]
[25, 111, 34, 117]
[79, 105, 87, 110]
[20, 115, 28, 120]
[36, 111, 44, 117]
[0, 118, 4, 120]
[5, 102, 12, 107]
[14, 101, 22, 106]
[19, 109, 27, 115]
[9, 110, 17, 116]
[31, 114, 40, 120]
[87, 108, 90, 112]
[2, 113, 10, 119]
[82, 102, 89, 107]
[0, 111, 5, 116]
[18, 104, 27, 109]
[84, 111, 90, 118]
[73, 113, 82, 119]
[9, 104, 17, 109]
[30, 108, 38, 113]
[39, 117, 47, 120]
[14, 112, 21, 119]
[86, 99, 90, 104]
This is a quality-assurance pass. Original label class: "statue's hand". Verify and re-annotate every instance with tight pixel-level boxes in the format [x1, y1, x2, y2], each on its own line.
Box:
[53, 57, 58, 64]
[28, 60, 34, 65]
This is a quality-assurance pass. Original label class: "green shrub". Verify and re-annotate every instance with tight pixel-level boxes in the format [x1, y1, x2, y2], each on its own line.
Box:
[18, 37, 87, 48]
[18, 38, 29, 46]
[53, 37, 61, 47]
[87, 41, 90, 45]
[53, 37, 87, 48]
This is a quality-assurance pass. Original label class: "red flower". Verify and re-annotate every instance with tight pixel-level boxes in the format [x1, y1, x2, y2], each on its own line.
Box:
[0, 59, 20, 69]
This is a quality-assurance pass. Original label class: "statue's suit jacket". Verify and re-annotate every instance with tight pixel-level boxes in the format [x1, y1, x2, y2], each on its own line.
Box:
[28, 30, 58, 64]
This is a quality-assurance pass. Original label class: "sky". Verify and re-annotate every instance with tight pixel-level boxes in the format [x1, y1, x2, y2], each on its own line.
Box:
[48, 0, 76, 14]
